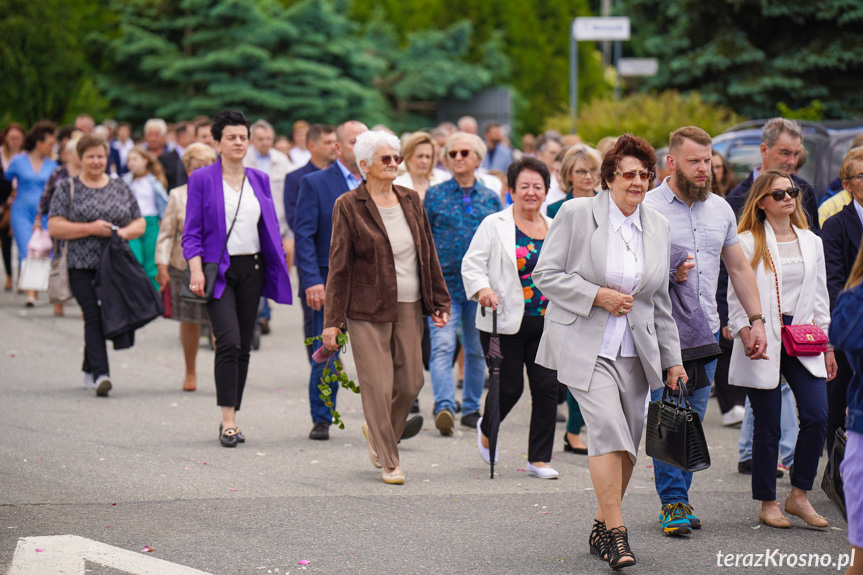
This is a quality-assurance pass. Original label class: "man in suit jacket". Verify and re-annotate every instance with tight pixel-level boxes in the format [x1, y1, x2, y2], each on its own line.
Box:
[294, 120, 368, 440]
[144, 118, 187, 190]
[283, 123, 337, 361]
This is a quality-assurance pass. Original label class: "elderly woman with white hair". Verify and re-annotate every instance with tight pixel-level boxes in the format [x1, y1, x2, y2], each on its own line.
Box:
[322, 130, 451, 485]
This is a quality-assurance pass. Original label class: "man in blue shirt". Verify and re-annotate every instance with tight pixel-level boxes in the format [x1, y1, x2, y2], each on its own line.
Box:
[294, 120, 367, 440]
[480, 121, 514, 173]
[425, 132, 502, 434]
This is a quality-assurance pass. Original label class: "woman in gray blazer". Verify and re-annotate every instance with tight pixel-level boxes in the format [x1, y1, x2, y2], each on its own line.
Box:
[533, 134, 686, 570]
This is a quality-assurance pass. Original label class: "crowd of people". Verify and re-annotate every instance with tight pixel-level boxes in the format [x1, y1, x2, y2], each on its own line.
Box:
[2, 110, 863, 572]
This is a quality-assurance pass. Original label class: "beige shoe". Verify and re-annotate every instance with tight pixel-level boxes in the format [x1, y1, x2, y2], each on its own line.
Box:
[362, 422, 381, 469]
[784, 497, 828, 528]
[382, 466, 405, 485]
[758, 509, 791, 529]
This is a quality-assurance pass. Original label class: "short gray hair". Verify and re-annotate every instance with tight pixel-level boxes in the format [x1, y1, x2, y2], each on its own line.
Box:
[251, 119, 274, 136]
[444, 131, 487, 164]
[144, 118, 168, 136]
[354, 130, 402, 179]
[762, 118, 802, 148]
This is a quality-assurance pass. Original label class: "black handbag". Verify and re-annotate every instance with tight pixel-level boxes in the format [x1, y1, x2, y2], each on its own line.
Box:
[821, 428, 847, 521]
[645, 380, 711, 472]
[181, 173, 245, 303]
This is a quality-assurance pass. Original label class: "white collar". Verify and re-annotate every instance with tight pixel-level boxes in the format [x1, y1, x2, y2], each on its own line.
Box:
[854, 197, 863, 226]
[608, 198, 643, 232]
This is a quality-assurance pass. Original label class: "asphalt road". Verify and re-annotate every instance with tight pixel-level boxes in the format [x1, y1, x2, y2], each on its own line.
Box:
[0, 279, 853, 574]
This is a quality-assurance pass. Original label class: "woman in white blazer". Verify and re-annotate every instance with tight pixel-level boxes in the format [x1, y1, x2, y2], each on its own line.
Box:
[393, 131, 450, 201]
[532, 135, 686, 570]
[728, 169, 837, 530]
[462, 156, 560, 480]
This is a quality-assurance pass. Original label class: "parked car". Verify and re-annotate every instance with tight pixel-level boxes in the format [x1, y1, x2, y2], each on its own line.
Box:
[712, 120, 863, 201]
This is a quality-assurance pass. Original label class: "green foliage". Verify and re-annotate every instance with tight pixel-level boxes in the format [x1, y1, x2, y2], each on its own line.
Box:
[777, 100, 825, 122]
[545, 91, 743, 148]
[304, 333, 359, 430]
[623, 0, 863, 119]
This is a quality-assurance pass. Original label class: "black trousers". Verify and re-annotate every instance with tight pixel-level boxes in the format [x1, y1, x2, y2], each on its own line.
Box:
[206, 254, 265, 410]
[827, 351, 853, 458]
[713, 330, 747, 413]
[1, 225, 12, 278]
[479, 316, 558, 463]
[69, 268, 110, 379]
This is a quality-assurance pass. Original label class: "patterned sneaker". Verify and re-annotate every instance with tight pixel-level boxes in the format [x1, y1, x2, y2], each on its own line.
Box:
[682, 503, 702, 530]
[659, 503, 692, 535]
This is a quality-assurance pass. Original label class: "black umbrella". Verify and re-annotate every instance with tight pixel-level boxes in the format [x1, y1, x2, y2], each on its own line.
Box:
[482, 307, 503, 479]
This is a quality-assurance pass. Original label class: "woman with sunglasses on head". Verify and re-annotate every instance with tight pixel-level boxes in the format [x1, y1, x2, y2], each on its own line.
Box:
[727, 169, 835, 529]
[532, 134, 686, 570]
[183, 109, 292, 447]
[322, 130, 451, 485]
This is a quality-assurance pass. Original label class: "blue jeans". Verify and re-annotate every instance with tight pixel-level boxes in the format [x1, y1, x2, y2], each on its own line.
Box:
[737, 381, 798, 467]
[428, 298, 485, 415]
[308, 306, 340, 424]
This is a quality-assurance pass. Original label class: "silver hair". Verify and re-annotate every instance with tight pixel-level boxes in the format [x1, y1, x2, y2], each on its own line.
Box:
[65, 136, 81, 155]
[251, 119, 275, 136]
[93, 125, 109, 139]
[354, 130, 402, 179]
[762, 118, 802, 148]
[444, 131, 487, 164]
[144, 118, 168, 136]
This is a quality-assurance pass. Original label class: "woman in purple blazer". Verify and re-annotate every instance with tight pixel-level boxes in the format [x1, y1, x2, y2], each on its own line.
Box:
[183, 110, 292, 447]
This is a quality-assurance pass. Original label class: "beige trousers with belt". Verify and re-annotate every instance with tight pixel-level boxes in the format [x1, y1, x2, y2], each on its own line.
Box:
[346, 301, 424, 470]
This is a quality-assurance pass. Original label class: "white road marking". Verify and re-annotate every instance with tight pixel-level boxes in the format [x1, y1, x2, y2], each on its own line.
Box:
[9, 535, 213, 575]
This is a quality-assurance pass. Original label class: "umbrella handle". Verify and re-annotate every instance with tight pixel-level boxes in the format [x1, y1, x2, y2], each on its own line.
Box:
[480, 306, 499, 336]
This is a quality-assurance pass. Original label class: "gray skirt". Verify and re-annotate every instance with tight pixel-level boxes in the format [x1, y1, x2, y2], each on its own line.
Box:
[568, 353, 649, 465]
[168, 266, 211, 325]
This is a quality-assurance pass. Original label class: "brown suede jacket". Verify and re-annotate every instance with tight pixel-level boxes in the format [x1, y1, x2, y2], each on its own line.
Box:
[324, 182, 451, 328]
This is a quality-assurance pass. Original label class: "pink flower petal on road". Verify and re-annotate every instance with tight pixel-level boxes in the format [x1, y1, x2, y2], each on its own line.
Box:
[35, 549, 45, 552]
[298, 560, 310, 565]
[229, 488, 237, 491]
[141, 545, 155, 553]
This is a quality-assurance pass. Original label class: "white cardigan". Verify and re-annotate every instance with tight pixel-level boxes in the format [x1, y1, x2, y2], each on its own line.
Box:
[461, 205, 553, 334]
[728, 221, 830, 389]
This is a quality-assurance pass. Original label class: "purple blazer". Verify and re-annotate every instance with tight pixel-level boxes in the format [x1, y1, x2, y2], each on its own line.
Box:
[183, 159, 292, 304]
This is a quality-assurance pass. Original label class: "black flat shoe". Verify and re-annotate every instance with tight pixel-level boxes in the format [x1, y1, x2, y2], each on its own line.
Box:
[220, 424, 245, 443]
[589, 519, 609, 561]
[563, 433, 588, 455]
[220, 427, 239, 447]
[400, 415, 423, 441]
[607, 526, 636, 570]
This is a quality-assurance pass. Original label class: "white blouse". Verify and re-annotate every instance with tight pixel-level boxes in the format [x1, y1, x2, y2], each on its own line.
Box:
[778, 239, 804, 316]
[598, 201, 644, 360]
[223, 177, 261, 256]
[130, 176, 159, 217]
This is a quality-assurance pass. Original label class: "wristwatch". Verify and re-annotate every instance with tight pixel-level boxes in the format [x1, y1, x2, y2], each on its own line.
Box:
[748, 313, 765, 326]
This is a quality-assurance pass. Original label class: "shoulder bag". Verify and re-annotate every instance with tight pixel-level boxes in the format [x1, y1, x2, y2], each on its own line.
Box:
[48, 179, 75, 303]
[767, 250, 828, 356]
[821, 428, 847, 521]
[180, 173, 245, 303]
[645, 380, 711, 472]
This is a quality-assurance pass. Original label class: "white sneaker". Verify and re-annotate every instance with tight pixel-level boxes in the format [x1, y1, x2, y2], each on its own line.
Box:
[476, 417, 499, 464]
[527, 462, 559, 480]
[722, 405, 745, 426]
[83, 372, 96, 390]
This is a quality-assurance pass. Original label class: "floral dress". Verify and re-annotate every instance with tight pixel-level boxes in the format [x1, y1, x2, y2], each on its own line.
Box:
[515, 226, 547, 316]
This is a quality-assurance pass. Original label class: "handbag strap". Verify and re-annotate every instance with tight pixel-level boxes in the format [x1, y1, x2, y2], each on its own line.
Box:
[218, 172, 246, 263]
[766, 248, 785, 328]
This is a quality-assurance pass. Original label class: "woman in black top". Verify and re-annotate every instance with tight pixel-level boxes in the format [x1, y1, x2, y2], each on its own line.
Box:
[48, 135, 145, 397]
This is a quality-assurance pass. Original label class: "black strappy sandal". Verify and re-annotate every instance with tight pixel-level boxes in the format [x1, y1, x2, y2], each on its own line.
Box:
[607, 526, 636, 570]
[589, 519, 609, 561]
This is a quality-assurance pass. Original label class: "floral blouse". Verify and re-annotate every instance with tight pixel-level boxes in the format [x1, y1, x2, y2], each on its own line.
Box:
[515, 226, 547, 316]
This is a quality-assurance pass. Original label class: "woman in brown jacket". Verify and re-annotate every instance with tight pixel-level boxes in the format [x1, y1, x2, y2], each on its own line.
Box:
[322, 130, 450, 485]
[155, 143, 218, 391]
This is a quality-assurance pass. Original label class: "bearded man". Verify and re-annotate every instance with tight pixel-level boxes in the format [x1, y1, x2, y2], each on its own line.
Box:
[643, 126, 768, 536]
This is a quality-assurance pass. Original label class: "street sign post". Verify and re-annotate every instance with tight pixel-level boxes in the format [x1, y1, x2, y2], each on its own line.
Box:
[618, 58, 659, 77]
[570, 17, 631, 133]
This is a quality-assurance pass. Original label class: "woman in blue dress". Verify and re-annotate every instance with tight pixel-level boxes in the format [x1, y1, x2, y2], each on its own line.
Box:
[4, 121, 57, 305]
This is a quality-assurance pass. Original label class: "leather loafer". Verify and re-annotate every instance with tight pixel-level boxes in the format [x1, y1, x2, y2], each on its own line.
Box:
[784, 497, 828, 528]
[382, 467, 405, 485]
[563, 433, 588, 455]
[309, 421, 330, 440]
[400, 415, 423, 441]
[434, 409, 454, 436]
[362, 422, 382, 469]
[220, 424, 245, 443]
[758, 509, 790, 529]
[220, 427, 239, 448]
[527, 462, 559, 480]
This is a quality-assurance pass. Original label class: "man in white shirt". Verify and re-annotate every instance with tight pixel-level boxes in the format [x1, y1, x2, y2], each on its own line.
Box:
[288, 120, 312, 167]
[536, 133, 565, 212]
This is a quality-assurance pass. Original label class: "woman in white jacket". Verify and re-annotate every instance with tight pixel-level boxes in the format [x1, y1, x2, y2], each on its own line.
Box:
[728, 169, 837, 529]
[462, 156, 559, 480]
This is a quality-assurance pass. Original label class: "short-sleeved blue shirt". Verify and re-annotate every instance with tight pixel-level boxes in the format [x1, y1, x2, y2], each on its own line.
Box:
[424, 177, 501, 300]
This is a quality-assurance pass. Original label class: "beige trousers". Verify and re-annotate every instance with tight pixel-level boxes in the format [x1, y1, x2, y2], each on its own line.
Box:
[347, 301, 424, 469]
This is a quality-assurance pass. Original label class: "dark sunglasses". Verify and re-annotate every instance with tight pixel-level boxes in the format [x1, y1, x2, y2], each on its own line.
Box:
[379, 155, 404, 166]
[613, 170, 655, 181]
[769, 187, 800, 201]
[448, 149, 472, 159]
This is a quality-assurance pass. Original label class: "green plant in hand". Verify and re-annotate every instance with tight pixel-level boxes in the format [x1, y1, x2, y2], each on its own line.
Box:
[304, 332, 360, 430]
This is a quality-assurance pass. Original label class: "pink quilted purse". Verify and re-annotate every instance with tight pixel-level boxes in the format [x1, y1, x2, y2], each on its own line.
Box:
[768, 250, 828, 357]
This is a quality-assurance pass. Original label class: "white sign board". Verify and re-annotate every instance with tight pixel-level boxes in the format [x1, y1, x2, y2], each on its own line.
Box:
[573, 17, 631, 41]
[618, 58, 659, 77]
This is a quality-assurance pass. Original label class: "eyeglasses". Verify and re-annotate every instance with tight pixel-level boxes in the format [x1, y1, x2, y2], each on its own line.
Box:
[379, 155, 404, 166]
[769, 187, 801, 201]
[613, 170, 654, 181]
[574, 169, 599, 177]
[845, 173, 863, 182]
[449, 149, 472, 159]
